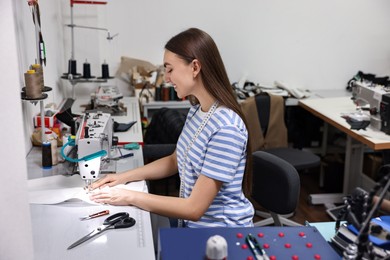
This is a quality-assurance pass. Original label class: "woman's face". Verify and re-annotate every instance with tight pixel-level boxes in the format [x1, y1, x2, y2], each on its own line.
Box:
[163, 50, 197, 99]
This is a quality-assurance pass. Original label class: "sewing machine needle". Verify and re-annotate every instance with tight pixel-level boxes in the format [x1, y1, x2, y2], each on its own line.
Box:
[84, 180, 92, 193]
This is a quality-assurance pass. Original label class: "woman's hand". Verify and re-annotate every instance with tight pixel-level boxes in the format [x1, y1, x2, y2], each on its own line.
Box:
[89, 187, 134, 206]
[90, 173, 127, 190]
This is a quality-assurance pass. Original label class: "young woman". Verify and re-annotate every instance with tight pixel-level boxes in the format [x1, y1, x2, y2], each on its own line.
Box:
[90, 28, 254, 227]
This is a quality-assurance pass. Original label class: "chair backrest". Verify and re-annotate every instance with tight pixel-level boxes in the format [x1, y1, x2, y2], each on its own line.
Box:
[252, 151, 300, 215]
[142, 143, 176, 161]
[144, 107, 186, 144]
[241, 93, 288, 152]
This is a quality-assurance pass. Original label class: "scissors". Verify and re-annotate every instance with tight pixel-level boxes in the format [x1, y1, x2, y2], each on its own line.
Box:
[246, 233, 270, 260]
[67, 212, 136, 250]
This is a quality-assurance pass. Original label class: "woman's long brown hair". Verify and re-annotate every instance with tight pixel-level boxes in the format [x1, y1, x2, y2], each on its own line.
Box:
[165, 28, 252, 197]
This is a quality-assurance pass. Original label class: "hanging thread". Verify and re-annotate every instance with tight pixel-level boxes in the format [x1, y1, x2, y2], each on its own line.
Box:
[24, 69, 42, 99]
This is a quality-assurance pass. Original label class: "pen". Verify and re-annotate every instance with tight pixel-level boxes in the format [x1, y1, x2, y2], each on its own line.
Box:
[246, 233, 270, 260]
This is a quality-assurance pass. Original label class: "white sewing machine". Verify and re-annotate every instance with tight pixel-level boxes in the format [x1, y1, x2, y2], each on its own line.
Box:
[91, 85, 123, 107]
[89, 85, 126, 116]
[351, 81, 390, 132]
[75, 111, 117, 187]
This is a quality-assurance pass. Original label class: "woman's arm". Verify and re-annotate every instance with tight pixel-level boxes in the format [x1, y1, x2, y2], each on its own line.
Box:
[125, 150, 179, 182]
[91, 174, 222, 221]
[91, 150, 178, 189]
[373, 195, 390, 213]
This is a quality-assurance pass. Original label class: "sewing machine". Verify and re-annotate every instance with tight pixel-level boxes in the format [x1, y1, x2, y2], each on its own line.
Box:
[89, 85, 126, 116]
[351, 81, 390, 134]
[380, 94, 390, 134]
[75, 111, 117, 187]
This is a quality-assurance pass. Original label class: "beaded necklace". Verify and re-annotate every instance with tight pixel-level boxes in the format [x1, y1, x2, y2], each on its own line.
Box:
[177, 100, 219, 227]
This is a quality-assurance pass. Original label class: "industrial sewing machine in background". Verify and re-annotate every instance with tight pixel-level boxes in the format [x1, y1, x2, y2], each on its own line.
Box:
[61, 111, 118, 188]
[88, 85, 127, 116]
[348, 81, 390, 134]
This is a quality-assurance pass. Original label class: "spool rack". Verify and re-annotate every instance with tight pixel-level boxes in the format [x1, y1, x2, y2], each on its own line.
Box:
[22, 0, 52, 144]
[62, 0, 118, 99]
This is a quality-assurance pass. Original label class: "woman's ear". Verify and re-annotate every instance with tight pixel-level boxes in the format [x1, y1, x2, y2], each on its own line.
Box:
[192, 59, 201, 78]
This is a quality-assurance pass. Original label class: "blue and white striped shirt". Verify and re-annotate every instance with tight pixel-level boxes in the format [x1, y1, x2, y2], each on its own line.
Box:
[176, 104, 254, 228]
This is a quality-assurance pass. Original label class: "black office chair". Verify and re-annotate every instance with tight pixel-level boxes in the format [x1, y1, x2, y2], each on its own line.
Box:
[252, 151, 301, 226]
[142, 144, 177, 162]
[143, 108, 186, 195]
[241, 92, 321, 171]
[241, 92, 320, 225]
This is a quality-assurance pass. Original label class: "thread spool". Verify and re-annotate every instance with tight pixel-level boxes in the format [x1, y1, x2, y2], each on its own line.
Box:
[31, 63, 44, 91]
[45, 131, 58, 166]
[162, 85, 170, 101]
[42, 141, 52, 169]
[67, 59, 78, 75]
[169, 86, 176, 100]
[82, 60, 94, 78]
[99, 63, 114, 79]
[24, 69, 42, 99]
[205, 235, 228, 260]
[155, 86, 161, 101]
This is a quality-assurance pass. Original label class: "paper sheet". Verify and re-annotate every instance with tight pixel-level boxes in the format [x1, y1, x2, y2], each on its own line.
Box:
[28, 175, 146, 205]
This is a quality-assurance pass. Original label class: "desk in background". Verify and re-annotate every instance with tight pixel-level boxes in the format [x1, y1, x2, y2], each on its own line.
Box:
[141, 100, 191, 120]
[299, 96, 390, 207]
[140, 89, 350, 117]
[140, 94, 315, 121]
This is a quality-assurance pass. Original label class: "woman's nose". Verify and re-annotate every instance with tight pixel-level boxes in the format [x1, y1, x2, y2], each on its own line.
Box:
[165, 74, 170, 83]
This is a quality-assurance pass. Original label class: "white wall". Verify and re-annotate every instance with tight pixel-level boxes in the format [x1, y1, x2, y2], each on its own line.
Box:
[0, 1, 34, 259]
[16, 0, 390, 112]
[64, 0, 390, 91]
[4, 1, 390, 257]
[15, 0, 65, 153]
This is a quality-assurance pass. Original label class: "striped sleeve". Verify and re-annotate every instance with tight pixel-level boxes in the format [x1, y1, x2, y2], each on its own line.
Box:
[201, 125, 247, 183]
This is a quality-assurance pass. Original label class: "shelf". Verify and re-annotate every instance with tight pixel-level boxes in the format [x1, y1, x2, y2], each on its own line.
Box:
[21, 92, 48, 101]
[142, 100, 191, 118]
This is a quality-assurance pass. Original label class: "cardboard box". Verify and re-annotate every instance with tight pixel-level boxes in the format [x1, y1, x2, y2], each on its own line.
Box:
[363, 153, 383, 181]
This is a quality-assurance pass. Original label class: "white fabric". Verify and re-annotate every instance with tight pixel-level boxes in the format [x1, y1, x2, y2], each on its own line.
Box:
[28, 175, 146, 205]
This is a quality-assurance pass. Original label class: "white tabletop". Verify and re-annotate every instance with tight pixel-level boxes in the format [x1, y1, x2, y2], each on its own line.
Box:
[299, 96, 390, 150]
[27, 147, 155, 260]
